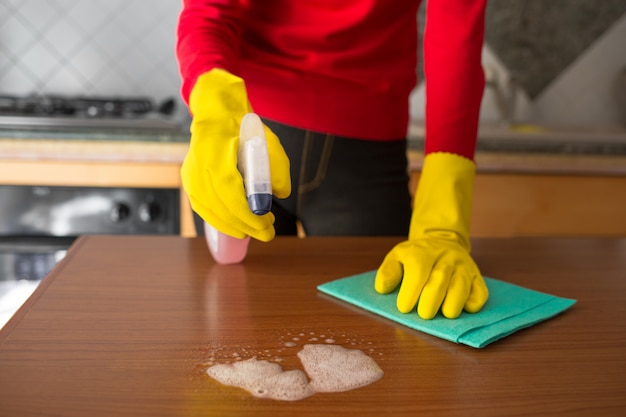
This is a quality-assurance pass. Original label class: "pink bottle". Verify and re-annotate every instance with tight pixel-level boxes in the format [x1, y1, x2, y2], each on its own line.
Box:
[204, 222, 251, 265]
[203, 113, 271, 265]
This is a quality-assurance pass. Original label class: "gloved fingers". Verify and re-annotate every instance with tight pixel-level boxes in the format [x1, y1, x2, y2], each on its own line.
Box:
[188, 193, 276, 242]
[396, 255, 432, 314]
[464, 275, 490, 313]
[200, 174, 277, 241]
[264, 126, 292, 200]
[188, 195, 245, 240]
[440, 271, 471, 319]
[245, 215, 276, 242]
[208, 183, 276, 240]
[208, 138, 276, 233]
[374, 250, 403, 294]
[182, 154, 276, 241]
[240, 221, 275, 242]
[417, 266, 452, 320]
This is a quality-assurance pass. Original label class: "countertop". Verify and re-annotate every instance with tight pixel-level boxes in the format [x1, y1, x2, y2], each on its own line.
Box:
[1, 236, 625, 416]
[0, 126, 190, 163]
[0, 123, 191, 143]
[408, 122, 626, 175]
[2, 123, 626, 175]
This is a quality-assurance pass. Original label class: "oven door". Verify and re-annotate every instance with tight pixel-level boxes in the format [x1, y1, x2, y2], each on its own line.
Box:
[0, 236, 76, 329]
[0, 185, 180, 330]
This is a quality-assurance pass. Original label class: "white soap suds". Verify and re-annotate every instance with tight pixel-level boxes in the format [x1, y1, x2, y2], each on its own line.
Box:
[206, 344, 383, 401]
[297, 344, 383, 393]
[206, 358, 315, 401]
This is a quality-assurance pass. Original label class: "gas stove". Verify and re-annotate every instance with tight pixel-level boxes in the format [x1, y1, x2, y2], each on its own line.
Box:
[0, 185, 182, 329]
[0, 94, 187, 329]
[0, 94, 184, 132]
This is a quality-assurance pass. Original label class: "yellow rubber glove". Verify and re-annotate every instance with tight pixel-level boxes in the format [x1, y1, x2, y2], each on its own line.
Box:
[181, 69, 291, 241]
[375, 152, 489, 319]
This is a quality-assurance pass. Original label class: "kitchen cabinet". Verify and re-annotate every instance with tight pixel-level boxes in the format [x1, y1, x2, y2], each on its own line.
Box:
[0, 138, 196, 237]
[408, 123, 626, 237]
[3, 133, 625, 238]
[470, 172, 626, 237]
[409, 150, 626, 237]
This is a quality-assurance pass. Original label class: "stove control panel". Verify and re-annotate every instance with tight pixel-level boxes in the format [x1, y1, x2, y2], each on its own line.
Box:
[0, 186, 180, 236]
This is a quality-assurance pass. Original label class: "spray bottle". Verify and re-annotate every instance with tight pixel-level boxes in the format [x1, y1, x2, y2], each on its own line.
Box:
[204, 113, 272, 264]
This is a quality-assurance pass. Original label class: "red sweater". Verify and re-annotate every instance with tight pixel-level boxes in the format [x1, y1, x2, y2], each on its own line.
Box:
[177, 0, 485, 160]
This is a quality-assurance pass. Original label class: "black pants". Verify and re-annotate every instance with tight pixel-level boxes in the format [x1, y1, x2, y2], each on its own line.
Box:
[265, 120, 412, 237]
[194, 120, 412, 237]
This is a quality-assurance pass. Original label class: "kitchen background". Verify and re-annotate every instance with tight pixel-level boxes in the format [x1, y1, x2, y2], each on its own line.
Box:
[0, 0, 189, 124]
[2, 0, 626, 330]
[1, 0, 626, 131]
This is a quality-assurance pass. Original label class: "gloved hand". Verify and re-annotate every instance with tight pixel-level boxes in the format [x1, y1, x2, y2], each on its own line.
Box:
[181, 68, 291, 242]
[375, 152, 489, 319]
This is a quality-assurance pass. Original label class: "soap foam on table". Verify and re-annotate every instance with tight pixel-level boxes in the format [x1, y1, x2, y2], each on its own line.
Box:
[206, 344, 383, 401]
[206, 359, 314, 401]
[297, 344, 383, 393]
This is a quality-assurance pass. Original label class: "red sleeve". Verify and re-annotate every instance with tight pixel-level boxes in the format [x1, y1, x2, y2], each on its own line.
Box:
[176, 0, 243, 103]
[423, 0, 486, 161]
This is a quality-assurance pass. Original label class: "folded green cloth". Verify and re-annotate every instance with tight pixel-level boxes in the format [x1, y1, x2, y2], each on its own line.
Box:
[317, 271, 576, 348]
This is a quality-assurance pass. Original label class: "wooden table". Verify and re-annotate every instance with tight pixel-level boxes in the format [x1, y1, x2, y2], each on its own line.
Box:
[1, 236, 625, 416]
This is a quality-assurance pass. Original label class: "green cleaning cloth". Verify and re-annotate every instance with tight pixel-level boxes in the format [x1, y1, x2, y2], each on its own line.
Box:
[317, 271, 576, 348]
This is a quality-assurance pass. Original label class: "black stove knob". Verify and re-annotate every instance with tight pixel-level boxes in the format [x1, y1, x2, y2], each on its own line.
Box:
[110, 202, 131, 222]
[139, 202, 161, 222]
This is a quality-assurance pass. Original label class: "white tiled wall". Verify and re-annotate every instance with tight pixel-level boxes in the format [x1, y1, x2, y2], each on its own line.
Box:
[0, 0, 186, 118]
[2, 1, 625, 130]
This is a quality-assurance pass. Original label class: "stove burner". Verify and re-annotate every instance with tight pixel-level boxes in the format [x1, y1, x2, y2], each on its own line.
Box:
[0, 94, 181, 131]
[0, 94, 161, 118]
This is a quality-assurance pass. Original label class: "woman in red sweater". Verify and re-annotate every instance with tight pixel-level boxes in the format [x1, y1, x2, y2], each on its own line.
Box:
[176, 0, 489, 319]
